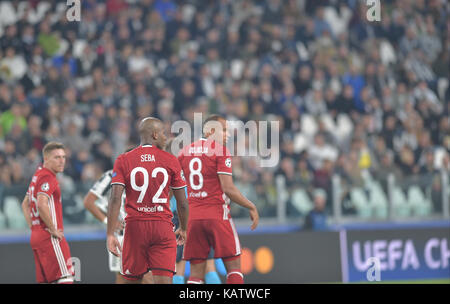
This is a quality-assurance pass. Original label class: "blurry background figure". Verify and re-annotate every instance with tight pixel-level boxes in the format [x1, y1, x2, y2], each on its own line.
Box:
[303, 189, 328, 231]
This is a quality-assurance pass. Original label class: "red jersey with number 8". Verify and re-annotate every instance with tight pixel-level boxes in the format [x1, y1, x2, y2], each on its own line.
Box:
[178, 138, 233, 221]
[111, 145, 187, 224]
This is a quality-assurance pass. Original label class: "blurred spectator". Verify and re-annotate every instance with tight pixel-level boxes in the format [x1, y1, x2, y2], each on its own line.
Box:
[303, 188, 328, 231]
[258, 171, 278, 217]
[396, 145, 420, 177]
[0, 24, 22, 52]
[92, 139, 114, 172]
[342, 64, 365, 112]
[21, 148, 41, 181]
[313, 159, 334, 193]
[37, 21, 60, 57]
[307, 133, 338, 170]
[6, 123, 30, 156]
[154, 0, 177, 22]
[304, 88, 327, 116]
[335, 84, 356, 114]
[0, 103, 27, 136]
[0, 83, 13, 112]
[24, 115, 45, 152]
[62, 120, 85, 155]
[343, 150, 365, 188]
[0, 47, 27, 81]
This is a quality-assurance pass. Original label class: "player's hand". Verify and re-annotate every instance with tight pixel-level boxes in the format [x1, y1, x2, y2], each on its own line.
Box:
[115, 220, 125, 232]
[175, 228, 186, 246]
[249, 205, 259, 230]
[47, 227, 64, 240]
[107, 234, 121, 257]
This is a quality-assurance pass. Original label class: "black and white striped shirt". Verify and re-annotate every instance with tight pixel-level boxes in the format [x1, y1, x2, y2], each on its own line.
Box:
[89, 170, 126, 221]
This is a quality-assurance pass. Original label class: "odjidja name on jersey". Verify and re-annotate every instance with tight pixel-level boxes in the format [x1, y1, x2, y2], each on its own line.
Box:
[188, 147, 209, 154]
[178, 288, 271, 301]
[137, 205, 163, 213]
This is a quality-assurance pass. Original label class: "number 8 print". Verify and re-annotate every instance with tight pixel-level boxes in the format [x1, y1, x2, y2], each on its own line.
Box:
[189, 158, 203, 190]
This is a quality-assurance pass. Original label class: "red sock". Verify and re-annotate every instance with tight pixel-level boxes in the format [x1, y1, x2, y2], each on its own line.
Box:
[226, 269, 244, 284]
[187, 277, 204, 284]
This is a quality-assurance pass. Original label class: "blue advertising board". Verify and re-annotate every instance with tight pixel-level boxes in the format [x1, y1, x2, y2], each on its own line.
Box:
[340, 227, 450, 282]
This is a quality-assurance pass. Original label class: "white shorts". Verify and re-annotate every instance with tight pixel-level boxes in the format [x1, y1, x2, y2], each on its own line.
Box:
[108, 234, 123, 272]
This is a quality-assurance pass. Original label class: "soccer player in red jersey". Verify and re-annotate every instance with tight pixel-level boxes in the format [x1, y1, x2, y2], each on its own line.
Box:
[83, 167, 154, 284]
[178, 114, 259, 284]
[107, 117, 189, 284]
[21, 142, 75, 284]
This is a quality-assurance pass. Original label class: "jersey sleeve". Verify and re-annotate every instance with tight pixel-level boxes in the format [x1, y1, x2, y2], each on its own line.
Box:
[216, 147, 233, 176]
[111, 155, 126, 187]
[36, 175, 57, 199]
[170, 157, 187, 190]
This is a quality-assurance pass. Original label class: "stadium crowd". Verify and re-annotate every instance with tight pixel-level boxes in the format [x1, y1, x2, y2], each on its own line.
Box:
[0, 0, 448, 222]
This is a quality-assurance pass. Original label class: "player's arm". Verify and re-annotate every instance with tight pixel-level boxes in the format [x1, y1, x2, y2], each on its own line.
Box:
[170, 157, 189, 244]
[36, 194, 64, 240]
[106, 184, 124, 257]
[21, 195, 32, 229]
[83, 191, 107, 223]
[172, 188, 188, 245]
[218, 174, 259, 230]
[172, 188, 189, 232]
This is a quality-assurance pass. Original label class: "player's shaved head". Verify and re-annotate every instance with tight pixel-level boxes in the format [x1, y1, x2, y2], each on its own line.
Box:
[139, 117, 163, 137]
[138, 117, 167, 149]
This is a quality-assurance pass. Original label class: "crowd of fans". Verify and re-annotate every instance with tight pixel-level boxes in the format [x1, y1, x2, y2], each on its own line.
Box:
[0, 0, 448, 222]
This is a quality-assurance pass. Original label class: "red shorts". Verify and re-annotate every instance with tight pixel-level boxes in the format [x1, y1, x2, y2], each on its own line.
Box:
[31, 231, 74, 283]
[120, 220, 176, 280]
[183, 218, 241, 262]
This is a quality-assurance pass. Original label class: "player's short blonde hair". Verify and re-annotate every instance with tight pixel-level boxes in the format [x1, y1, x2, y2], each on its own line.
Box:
[42, 142, 65, 156]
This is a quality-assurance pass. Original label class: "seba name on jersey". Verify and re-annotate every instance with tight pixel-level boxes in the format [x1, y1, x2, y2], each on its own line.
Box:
[141, 154, 155, 162]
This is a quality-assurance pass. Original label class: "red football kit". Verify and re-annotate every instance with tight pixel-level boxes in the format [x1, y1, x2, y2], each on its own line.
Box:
[178, 138, 241, 262]
[111, 144, 186, 279]
[27, 166, 74, 283]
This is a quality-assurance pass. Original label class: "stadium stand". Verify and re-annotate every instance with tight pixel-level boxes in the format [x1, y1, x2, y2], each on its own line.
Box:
[0, 0, 448, 229]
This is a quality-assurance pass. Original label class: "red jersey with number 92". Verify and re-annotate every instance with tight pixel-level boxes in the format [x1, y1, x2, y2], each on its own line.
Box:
[111, 145, 187, 224]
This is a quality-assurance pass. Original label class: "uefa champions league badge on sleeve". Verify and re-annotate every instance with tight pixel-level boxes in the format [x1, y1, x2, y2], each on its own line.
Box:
[41, 183, 49, 191]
